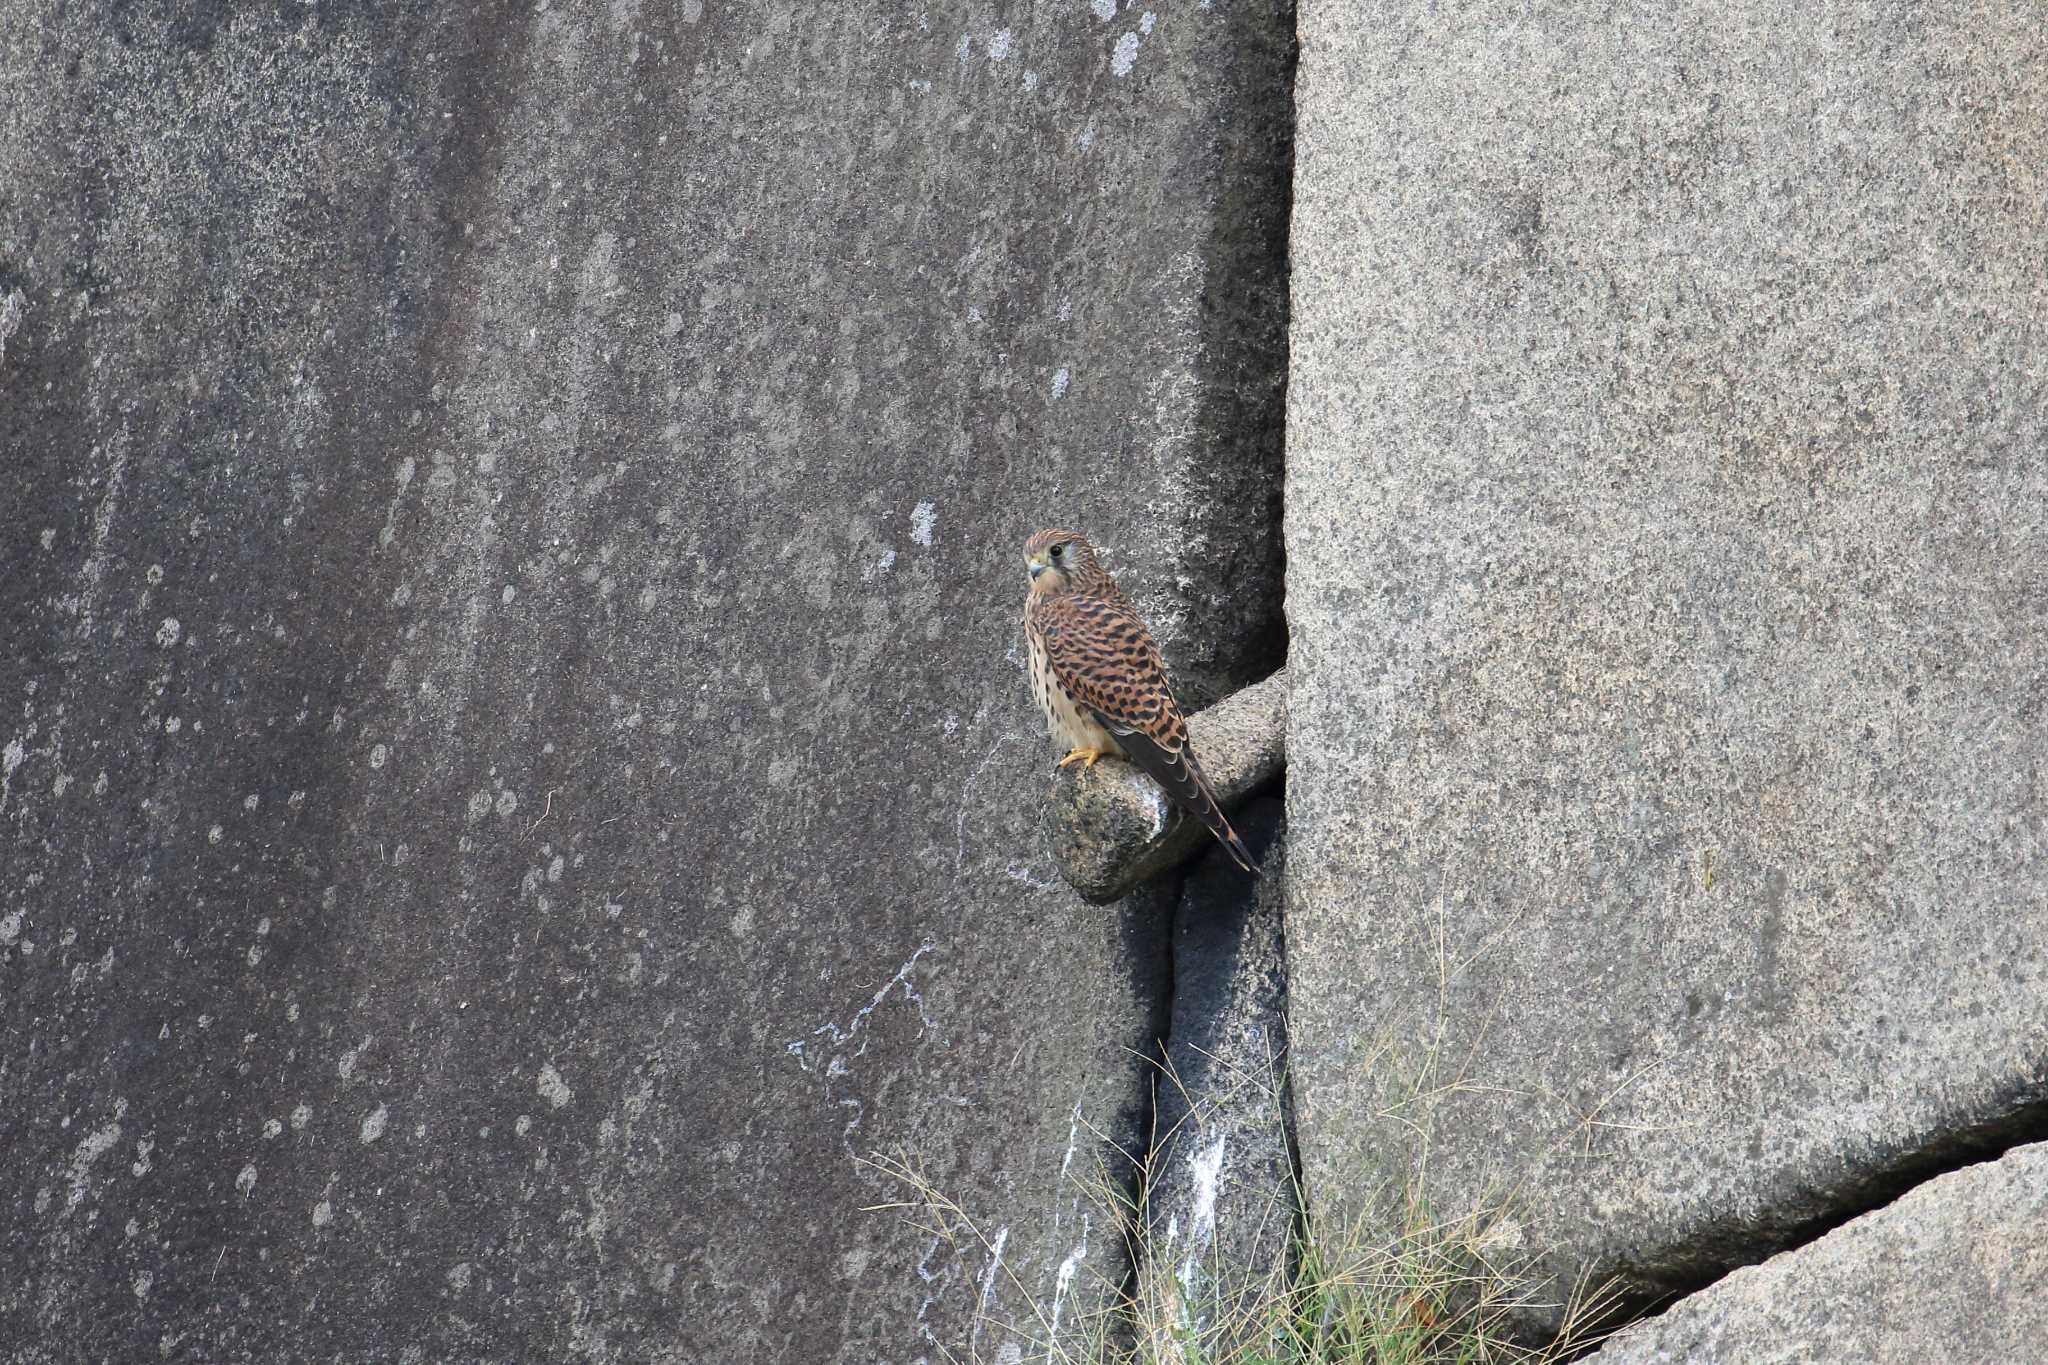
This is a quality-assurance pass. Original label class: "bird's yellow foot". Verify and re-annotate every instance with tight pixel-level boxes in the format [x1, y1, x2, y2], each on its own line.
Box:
[1057, 747, 1104, 771]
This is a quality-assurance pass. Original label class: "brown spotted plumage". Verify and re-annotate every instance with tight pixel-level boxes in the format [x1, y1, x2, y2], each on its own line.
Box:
[1022, 528, 1259, 877]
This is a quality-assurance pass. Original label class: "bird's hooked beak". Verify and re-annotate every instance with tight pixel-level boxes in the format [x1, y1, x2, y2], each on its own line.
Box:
[1026, 552, 1049, 581]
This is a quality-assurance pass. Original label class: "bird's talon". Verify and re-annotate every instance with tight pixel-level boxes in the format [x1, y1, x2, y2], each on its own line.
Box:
[1057, 748, 1103, 771]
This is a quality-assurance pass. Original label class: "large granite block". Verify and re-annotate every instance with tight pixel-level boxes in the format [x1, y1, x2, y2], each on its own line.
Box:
[0, 2, 1290, 1358]
[1286, 0, 2048, 1330]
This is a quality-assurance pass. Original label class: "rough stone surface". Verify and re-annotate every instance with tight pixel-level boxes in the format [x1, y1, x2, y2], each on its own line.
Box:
[1046, 668, 1287, 903]
[1586, 1141, 2048, 1364]
[1287, 0, 2048, 1333]
[1137, 798, 1294, 1357]
[0, 4, 1291, 1360]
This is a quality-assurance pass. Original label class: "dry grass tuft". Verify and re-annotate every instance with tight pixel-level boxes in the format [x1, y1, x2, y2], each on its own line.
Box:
[865, 1081, 1620, 1364]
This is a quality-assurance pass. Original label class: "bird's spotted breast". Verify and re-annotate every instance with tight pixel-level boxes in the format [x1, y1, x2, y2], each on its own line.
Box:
[1026, 604, 1121, 756]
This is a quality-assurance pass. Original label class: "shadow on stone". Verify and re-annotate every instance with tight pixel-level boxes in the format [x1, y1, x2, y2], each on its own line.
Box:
[1134, 797, 1298, 1356]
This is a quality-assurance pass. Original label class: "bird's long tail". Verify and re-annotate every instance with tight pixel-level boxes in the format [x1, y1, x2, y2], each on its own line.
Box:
[1109, 724, 1260, 877]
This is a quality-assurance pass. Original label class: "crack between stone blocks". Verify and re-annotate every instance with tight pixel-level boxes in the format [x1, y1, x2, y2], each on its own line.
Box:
[1102, 0, 1299, 1341]
[1123, 776, 1297, 1349]
[1568, 1086, 2048, 1353]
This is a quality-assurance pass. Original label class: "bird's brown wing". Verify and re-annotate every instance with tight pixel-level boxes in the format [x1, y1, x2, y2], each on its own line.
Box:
[1036, 593, 1260, 876]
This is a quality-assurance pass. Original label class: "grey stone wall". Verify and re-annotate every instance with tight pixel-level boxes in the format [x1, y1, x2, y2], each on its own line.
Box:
[0, 3, 1291, 1359]
[1286, 0, 2048, 1335]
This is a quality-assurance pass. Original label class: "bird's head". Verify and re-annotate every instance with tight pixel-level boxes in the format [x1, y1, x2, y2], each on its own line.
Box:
[1024, 528, 1105, 597]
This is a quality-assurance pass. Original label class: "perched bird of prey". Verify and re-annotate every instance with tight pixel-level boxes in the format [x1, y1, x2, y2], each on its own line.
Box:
[1022, 529, 1259, 876]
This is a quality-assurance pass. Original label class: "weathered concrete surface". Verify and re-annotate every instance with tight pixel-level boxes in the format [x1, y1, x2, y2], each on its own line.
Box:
[1046, 668, 1286, 903]
[1587, 1141, 2048, 1363]
[1137, 798, 1293, 1358]
[1286, 0, 2048, 1333]
[0, 3, 1291, 1360]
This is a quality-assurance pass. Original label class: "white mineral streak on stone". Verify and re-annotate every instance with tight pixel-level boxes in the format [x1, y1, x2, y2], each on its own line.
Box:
[1140, 10, 1156, 34]
[784, 940, 941, 1156]
[67, 1110, 126, 1210]
[970, 1225, 1010, 1356]
[381, 455, 416, 546]
[0, 288, 24, 364]
[338, 1037, 372, 1080]
[236, 1163, 258, 1197]
[1111, 31, 1140, 77]
[911, 1234, 951, 1351]
[988, 28, 1012, 61]
[1002, 860, 1061, 890]
[0, 736, 24, 811]
[1091, 0, 1115, 19]
[1051, 366, 1069, 399]
[76, 433, 130, 643]
[155, 617, 181, 647]
[1048, 1213, 1092, 1338]
[1177, 1131, 1229, 1292]
[805, 940, 940, 1060]
[910, 500, 937, 546]
[537, 1063, 573, 1109]
[954, 728, 1013, 875]
[360, 1103, 389, 1142]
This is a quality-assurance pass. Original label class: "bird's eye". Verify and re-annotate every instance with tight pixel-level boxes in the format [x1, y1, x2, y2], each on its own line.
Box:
[1051, 543, 1065, 559]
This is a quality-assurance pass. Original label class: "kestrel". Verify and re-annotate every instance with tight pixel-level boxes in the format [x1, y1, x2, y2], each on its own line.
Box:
[1022, 529, 1259, 877]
